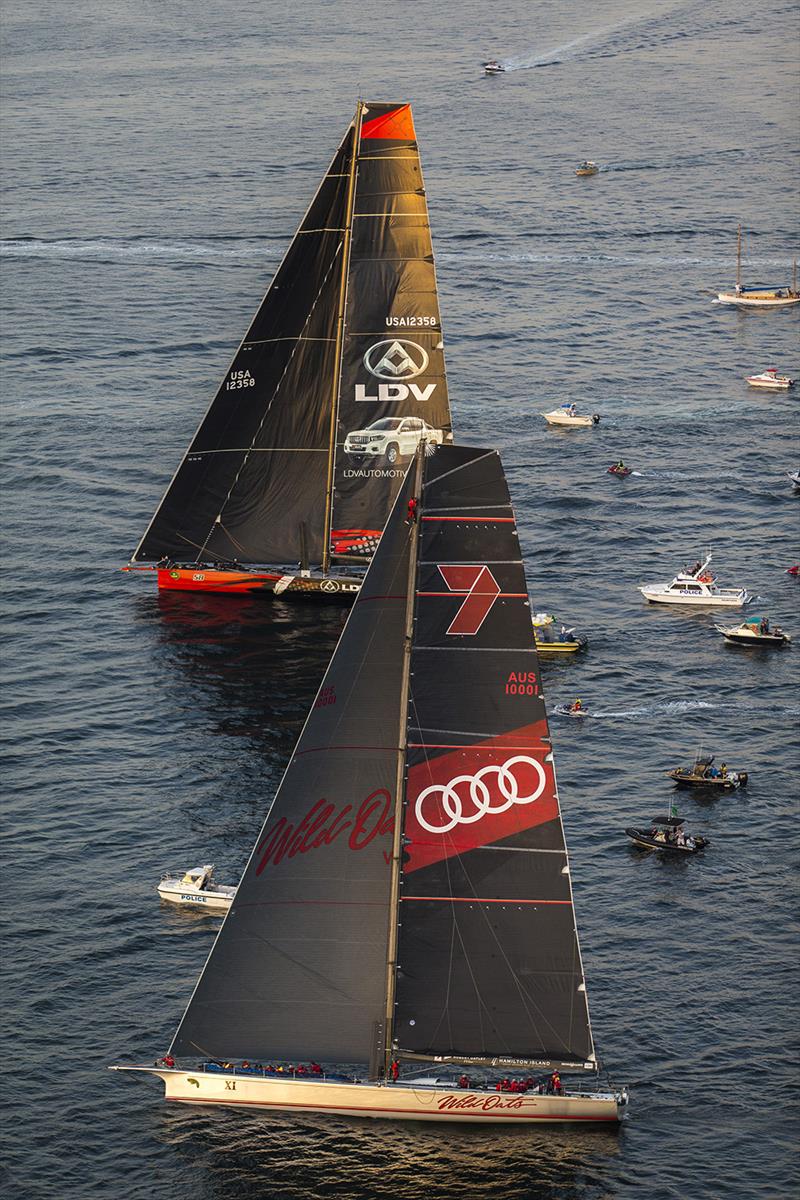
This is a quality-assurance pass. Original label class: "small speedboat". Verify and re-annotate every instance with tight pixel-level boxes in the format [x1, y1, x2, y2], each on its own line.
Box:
[607, 463, 632, 477]
[788, 565, 800, 576]
[715, 617, 792, 647]
[746, 368, 795, 390]
[533, 612, 587, 654]
[639, 553, 749, 607]
[541, 404, 600, 428]
[626, 817, 708, 854]
[157, 864, 237, 910]
[789, 470, 800, 490]
[483, 60, 505, 75]
[668, 754, 748, 790]
[575, 161, 599, 176]
[553, 702, 589, 718]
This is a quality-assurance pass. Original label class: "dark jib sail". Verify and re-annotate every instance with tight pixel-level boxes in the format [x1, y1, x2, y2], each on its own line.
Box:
[170, 445, 595, 1076]
[170, 465, 418, 1065]
[131, 101, 451, 585]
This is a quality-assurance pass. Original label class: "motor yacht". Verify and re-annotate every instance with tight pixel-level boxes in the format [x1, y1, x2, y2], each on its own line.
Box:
[638, 554, 749, 607]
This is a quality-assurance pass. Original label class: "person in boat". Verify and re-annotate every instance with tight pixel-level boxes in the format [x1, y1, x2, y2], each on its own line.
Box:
[548, 1070, 563, 1095]
[689, 560, 701, 576]
[569, 698, 583, 712]
[390, 1060, 400, 1083]
[760, 617, 770, 635]
[458, 1074, 471, 1089]
[720, 762, 728, 778]
[566, 403, 577, 416]
[157, 1053, 176, 1068]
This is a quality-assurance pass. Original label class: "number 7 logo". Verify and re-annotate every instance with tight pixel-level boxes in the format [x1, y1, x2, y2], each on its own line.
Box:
[438, 565, 501, 635]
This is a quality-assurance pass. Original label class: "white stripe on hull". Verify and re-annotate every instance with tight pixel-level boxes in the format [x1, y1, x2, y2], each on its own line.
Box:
[117, 1068, 623, 1124]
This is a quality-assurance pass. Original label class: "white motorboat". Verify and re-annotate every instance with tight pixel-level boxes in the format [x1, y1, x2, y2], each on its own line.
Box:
[638, 554, 749, 607]
[789, 470, 800, 489]
[541, 404, 600, 428]
[746, 369, 795, 391]
[715, 617, 791, 647]
[157, 864, 237, 911]
[483, 60, 505, 75]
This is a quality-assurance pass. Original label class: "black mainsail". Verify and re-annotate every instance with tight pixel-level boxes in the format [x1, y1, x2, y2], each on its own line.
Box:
[171, 445, 596, 1076]
[130, 101, 452, 595]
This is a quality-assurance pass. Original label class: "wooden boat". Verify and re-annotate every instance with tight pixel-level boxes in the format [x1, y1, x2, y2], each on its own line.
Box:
[715, 617, 791, 646]
[541, 404, 600, 427]
[157, 865, 236, 911]
[716, 226, 800, 307]
[113, 444, 627, 1125]
[667, 755, 748, 790]
[626, 817, 709, 855]
[533, 613, 587, 654]
[638, 553, 749, 607]
[746, 369, 794, 390]
[575, 161, 599, 177]
[123, 101, 453, 597]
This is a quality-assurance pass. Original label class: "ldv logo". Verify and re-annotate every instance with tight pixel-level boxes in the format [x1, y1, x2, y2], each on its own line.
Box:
[438, 566, 500, 635]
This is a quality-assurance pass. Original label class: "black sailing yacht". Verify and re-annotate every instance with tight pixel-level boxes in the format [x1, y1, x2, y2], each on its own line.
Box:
[125, 101, 453, 597]
[114, 444, 627, 1124]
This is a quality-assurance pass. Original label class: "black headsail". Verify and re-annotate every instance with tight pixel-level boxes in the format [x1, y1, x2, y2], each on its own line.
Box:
[170, 465, 418, 1066]
[170, 446, 594, 1075]
[389, 445, 596, 1074]
[132, 101, 452, 571]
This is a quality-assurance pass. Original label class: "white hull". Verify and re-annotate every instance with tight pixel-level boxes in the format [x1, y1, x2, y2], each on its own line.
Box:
[746, 378, 793, 390]
[639, 587, 747, 607]
[113, 1067, 624, 1125]
[157, 883, 235, 910]
[716, 292, 800, 308]
[541, 411, 597, 427]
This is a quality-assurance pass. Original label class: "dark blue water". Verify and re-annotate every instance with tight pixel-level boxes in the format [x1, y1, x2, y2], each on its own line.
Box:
[2, 3, 799, 1197]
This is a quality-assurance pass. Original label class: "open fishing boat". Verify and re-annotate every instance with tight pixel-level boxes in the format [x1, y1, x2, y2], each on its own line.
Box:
[157, 865, 236, 911]
[113, 444, 627, 1125]
[483, 60, 505, 75]
[715, 616, 791, 646]
[667, 755, 747, 791]
[541, 404, 600, 428]
[626, 816, 708, 855]
[533, 613, 587, 654]
[575, 161, 599, 177]
[124, 101, 453, 597]
[746, 368, 794, 390]
[638, 553, 749, 607]
[716, 226, 800, 308]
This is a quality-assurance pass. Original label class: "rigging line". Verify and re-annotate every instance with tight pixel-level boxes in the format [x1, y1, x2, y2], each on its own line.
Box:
[422, 504, 512, 513]
[215, 522, 249, 556]
[243, 336, 337, 345]
[196, 241, 344, 559]
[414, 646, 538, 653]
[191, 448, 327, 454]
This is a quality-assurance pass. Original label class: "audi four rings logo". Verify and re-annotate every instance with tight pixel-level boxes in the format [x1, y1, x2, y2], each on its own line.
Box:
[363, 339, 429, 380]
[414, 755, 546, 834]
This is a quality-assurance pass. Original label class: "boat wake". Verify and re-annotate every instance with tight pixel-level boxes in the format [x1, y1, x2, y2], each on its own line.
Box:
[0, 236, 278, 263]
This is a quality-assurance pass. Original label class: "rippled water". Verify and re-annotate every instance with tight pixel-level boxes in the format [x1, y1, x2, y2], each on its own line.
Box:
[2, 2, 799, 1197]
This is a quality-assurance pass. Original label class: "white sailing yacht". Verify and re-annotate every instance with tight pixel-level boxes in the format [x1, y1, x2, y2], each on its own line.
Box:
[113, 444, 628, 1125]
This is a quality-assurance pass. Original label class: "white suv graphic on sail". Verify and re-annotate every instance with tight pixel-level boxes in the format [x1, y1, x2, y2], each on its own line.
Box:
[343, 417, 445, 464]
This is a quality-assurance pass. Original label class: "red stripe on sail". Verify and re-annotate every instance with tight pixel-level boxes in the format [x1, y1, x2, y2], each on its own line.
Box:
[404, 721, 557, 873]
[361, 104, 416, 141]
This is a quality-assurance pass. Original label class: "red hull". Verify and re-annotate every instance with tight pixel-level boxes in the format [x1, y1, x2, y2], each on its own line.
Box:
[154, 567, 361, 598]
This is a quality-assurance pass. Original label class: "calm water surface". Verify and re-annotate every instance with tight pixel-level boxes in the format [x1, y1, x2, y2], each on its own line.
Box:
[2, 2, 799, 1197]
